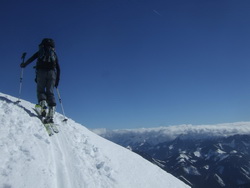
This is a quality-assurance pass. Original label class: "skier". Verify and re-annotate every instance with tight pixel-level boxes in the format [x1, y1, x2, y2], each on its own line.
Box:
[20, 38, 60, 123]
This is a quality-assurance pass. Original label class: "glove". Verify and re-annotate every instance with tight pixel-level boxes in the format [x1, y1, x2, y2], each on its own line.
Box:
[20, 63, 26, 68]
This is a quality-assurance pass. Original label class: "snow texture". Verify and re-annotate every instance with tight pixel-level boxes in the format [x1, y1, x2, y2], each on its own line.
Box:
[0, 92, 189, 188]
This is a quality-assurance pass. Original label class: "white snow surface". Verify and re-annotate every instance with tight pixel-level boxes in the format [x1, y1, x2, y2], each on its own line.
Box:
[0, 92, 190, 188]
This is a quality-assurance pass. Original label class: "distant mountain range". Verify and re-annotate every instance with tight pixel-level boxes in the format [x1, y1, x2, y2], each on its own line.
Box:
[95, 123, 250, 188]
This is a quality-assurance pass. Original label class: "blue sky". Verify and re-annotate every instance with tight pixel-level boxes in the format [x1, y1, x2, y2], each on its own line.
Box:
[1, 0, 250, 129]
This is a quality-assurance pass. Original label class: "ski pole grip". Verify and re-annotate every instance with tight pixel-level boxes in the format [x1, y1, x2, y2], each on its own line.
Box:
[21, 52, 27, 62]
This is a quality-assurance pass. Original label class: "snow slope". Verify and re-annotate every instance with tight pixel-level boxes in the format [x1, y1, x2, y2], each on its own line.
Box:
[0, 92, 189, 188]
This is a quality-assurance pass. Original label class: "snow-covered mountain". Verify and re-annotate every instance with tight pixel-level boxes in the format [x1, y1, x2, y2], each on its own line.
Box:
[0, 92, 190, 188]
[96, 123, 250, 188]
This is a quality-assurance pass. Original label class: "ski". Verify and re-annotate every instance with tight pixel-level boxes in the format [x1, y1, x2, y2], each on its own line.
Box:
[46, 123, 59, 133]
[44, 123, 54, 136]
[33, 106, 59, 136]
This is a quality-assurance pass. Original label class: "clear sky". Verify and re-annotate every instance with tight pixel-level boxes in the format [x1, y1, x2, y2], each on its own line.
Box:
[1, 0, 250, 129]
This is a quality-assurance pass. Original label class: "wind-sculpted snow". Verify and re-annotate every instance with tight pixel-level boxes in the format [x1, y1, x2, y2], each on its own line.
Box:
[0, 92, 189, 188]
[95, 122, 250, 145]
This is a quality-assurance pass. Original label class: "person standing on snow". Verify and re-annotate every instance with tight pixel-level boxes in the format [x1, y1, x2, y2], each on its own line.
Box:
[20, 38, 60, 123]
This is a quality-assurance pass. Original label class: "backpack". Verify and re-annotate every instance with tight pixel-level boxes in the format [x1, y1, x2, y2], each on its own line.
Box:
[36, 38, 57, 69]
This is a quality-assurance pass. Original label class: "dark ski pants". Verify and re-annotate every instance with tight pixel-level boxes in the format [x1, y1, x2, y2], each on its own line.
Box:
[36, 69, 57, 106]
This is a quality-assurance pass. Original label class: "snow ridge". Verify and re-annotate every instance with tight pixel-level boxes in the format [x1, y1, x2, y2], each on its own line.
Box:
[0, 93, 189, 188]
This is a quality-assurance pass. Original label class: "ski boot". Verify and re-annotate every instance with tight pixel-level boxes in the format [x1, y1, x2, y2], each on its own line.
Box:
[35, 100, 47, 117]
[44, 106, 55, 124]
[40, 100, 48, 117]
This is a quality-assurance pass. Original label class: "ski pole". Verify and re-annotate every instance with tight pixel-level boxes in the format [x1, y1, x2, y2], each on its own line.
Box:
[56, 88, 68, 122]
[17, 52, 26, 103]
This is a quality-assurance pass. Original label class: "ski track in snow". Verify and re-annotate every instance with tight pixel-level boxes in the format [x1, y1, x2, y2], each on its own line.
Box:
[0, 93, 190, 188]
[0, 95, 116, 188]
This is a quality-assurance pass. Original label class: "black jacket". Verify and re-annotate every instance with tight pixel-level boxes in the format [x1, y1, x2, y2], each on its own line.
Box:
[22, 51, 60, 87]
